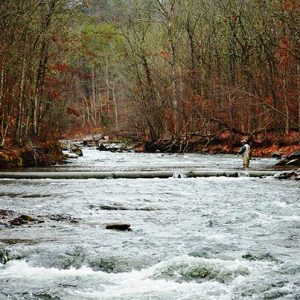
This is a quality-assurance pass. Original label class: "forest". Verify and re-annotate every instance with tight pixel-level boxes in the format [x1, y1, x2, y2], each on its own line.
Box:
[0, 0, 299, 152]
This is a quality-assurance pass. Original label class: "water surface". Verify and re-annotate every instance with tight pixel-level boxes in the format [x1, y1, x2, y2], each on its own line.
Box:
[0, 150, 299, 299]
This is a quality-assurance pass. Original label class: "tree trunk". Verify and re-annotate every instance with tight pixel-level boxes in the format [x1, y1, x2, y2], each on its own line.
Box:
[14, 55, 27, 145]
[283, 77, 289, 135]
[91, 66, 97, 126]
[112, 87, 119, 131]
[298, 65, 300, 143]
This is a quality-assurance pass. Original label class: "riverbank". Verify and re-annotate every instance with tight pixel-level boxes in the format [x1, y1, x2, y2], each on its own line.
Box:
[135, 131, 300, 158]
[0, 131, 299, 169]
[63, 129, 300, 155]
[0, 142, 65, 169]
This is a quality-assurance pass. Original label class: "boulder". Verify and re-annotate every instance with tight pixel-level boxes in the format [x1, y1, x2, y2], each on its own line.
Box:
[271, 151, 282, 159]
[286, 158, 300, 166]
[9, 217, 27, 226]
[71, 147, 83, 156]
[0, 247, 10, 264]
[275, 158, 289, 166]
[82, 135, 95, 147]
[48, 214, 80, 223]
[97, 144, 108, 151]
[82, 140, 90, 146]
[99, 205, 127, 211]
[287, 151, 300, 160]
[275, 151, 300, 167]
[0, 209, 14, 217]
[9, 214, 40, 226]
[99, 136, 109, 142]
[83, 135, 93, 142]
[133, 142, 145, 153]
[19, 215, 36, 222]
[65, 152, 79, 159]
[105, 223, 131, 231]
[59, 140, 71, 151]
[92, 134, 103, 141]
[274, 171, 300, 180]
[82, 134, 107, 146]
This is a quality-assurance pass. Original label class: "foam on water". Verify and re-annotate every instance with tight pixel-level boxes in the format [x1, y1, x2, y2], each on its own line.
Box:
[0, 260, 95, 278]
[0, 257, 234, 299]
[172, 172, 187, 178]
[0, 254, 278, 299]
[0, 150, 299, 299]
[73, 280, 231, 300]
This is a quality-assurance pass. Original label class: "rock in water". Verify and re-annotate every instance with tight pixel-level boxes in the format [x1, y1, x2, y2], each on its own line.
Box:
[65, 152, 79, 159]
[287, 151, 300, 160]
[19, 215, 35, 222]
[9, 217, 27, 226]
[105, 223, 131, 231]
[97, 144, 108, 151]
[286, 158, 300, 166]
[275, 151, 300, 167]
[271, 151, 282, 159]
[274, 171, 300, 180]
[71, 147, 83, 156]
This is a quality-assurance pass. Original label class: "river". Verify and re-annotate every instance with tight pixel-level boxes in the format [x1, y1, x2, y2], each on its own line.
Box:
[0, 149, 299, 299]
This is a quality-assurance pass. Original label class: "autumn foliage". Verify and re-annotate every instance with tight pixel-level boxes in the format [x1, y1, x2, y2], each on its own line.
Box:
[0, 0, 299, 153]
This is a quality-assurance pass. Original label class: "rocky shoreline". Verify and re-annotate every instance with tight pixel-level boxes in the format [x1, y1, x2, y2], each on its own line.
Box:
[0, 133, 299, 170]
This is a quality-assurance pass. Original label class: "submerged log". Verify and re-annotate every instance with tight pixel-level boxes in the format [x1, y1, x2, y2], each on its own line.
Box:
[0, 170, 277, 179]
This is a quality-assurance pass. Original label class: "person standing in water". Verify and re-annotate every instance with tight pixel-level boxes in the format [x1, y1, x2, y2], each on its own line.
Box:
[238, 139, 251, 168]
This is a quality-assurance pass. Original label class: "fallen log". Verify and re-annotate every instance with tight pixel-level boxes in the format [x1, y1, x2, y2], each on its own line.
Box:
[0, 170, 277, 179]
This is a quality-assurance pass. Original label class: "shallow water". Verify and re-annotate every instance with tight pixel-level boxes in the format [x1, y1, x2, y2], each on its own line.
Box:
[0, 150, 299, 299]
[20, 148, 278, 173]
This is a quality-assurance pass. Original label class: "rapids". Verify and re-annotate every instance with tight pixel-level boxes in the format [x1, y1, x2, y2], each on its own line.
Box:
[0, 149, 299, 299]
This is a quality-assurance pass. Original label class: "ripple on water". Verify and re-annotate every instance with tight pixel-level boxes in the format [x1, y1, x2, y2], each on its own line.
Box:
[0, 151, 299, 299]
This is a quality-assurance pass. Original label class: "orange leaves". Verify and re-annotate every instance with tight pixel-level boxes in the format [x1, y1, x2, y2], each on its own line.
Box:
[45, 75, 59, 85]
[283, 0, 300, 11]
[231, 15, 238, 22]
[274, 35, 292, 69]
[49, 91, 61, 99]
[50, 63, 73, 74]
[163, 109, 174, 133]
[159, 50, 170, 60]
[164, 109, 173, 122]
[265, 95, 273, 105]
[193, 94, 202, 105]
[66, 107, 80, 117]
[183, 94, 212, 112]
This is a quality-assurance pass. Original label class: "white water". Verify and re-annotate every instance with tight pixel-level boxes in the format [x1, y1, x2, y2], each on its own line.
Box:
[0, 149, 299, 299]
